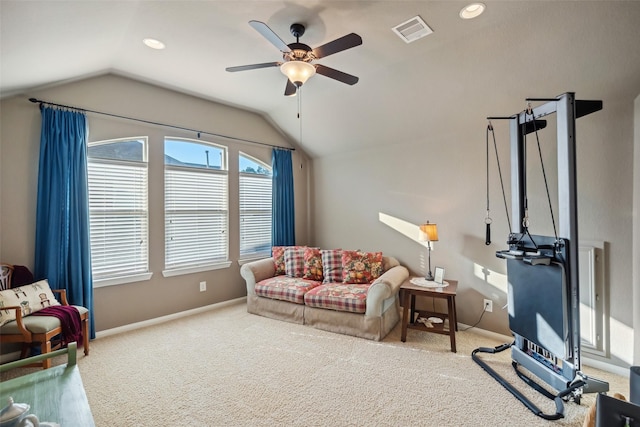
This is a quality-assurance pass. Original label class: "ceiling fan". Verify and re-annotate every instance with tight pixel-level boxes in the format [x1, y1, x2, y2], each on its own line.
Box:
[226, 20, 362, 96]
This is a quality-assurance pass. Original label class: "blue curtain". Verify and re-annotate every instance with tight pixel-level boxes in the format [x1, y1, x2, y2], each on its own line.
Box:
[272, 149, 295, 245]
[34, 106, 95, 339]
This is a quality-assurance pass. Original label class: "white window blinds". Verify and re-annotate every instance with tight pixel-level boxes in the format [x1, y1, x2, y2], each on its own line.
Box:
[239, 172, 272, 258]
[165, 167, 229, 269]
[88, 144, 149, 280]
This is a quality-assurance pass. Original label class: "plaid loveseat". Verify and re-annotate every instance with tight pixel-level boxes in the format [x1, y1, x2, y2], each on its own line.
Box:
[240, 247, 409, 341]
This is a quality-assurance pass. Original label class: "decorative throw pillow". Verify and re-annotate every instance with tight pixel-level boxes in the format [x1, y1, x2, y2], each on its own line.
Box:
[341, 250, 384, 284]
[302, 247, 323, 281]
[272, 246, 286, 275]
[321, 249, 343, 284]
[284, 246, 307, 278]
[0, 279, 61, 326]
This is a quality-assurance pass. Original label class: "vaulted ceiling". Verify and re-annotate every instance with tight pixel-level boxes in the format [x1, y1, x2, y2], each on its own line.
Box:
[2, 1, 640, 157]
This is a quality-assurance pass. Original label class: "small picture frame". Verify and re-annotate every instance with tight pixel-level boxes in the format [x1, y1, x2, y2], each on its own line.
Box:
[434, 267, 445, 284]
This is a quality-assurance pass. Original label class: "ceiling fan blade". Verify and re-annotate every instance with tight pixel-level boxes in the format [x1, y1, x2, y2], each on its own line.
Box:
[226, 62, 281, 72]
[312, 33, 362, 59]
[249, 20, 292, 53]
[284, 79, 297, 96]
[315, 64, 359, 85]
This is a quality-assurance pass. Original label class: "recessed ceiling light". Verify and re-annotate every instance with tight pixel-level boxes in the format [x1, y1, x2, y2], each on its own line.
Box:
[460, 3, 486, 19]
[143, 38, 165, 50]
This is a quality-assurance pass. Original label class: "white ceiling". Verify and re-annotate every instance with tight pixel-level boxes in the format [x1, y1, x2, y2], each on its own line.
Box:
[2, 1, 640, 158]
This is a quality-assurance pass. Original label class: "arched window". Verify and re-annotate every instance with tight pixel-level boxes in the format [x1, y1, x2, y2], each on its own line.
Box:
[239, 152, 272, 259]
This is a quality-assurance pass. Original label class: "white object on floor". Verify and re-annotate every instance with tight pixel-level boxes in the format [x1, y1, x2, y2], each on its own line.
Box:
[416, 317, 434, 328]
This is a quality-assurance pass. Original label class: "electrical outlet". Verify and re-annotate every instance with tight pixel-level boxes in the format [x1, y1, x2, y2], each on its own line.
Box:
[483, 299, 493, 312]
[199, 281, 206, 292]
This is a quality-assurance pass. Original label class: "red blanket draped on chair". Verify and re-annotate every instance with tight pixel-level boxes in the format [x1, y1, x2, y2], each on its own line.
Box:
[32, 305, 83, 347]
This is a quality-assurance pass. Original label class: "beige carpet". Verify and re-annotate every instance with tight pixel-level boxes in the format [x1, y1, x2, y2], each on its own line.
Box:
[2, 301, 630, 426]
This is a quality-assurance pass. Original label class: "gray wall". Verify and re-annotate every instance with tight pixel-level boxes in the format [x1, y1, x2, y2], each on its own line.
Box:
[0, 74, 310, 331]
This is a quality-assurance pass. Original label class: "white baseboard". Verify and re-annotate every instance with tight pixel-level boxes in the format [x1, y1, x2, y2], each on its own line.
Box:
[96, 297, 246, 339]
[457, 322, 513, 342]
[582, 356, 630, 378]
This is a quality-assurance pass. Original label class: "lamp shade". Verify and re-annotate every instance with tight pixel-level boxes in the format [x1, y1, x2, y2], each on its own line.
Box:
[419, 222, 439, 242]
[280, 61, 316, 86]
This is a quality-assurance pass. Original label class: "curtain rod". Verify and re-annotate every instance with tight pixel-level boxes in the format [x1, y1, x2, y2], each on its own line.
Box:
[28, 97, 295, 152]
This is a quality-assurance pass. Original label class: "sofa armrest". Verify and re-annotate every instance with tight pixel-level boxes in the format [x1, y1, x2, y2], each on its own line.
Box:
[240, 258, 276, 295]
[365, 265, 409, 317]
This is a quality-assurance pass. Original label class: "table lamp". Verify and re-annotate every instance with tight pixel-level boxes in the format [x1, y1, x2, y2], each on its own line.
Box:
[419, 221, 439, 281]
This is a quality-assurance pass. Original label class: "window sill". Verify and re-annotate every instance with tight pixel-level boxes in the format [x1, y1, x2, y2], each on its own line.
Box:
[94, 272, 153, 288]
[162, 261, 232, 278]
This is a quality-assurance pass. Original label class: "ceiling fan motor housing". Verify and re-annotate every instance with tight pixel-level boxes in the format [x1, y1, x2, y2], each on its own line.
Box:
[284, 43, 315, 62]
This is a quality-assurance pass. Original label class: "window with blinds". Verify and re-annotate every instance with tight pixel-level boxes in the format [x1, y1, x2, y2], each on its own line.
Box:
[164, 138, 228, 270]
[239, 153, 272, 259]
[87, 138, 149, 282]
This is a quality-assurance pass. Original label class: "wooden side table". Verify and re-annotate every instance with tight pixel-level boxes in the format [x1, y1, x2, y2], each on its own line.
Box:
[400, 278, 458, 352]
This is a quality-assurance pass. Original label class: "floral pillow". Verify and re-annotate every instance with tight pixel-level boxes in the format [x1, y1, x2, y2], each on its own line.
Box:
[284, 246, 307, 278]
[341, 250, 384, 284]
[321, 249, 343, 284]
[302, 247, 323, 281]
[272, 246, 286, 275]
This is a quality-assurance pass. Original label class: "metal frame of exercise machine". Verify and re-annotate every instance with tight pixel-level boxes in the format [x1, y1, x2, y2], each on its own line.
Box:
[473, 92, 609, 420]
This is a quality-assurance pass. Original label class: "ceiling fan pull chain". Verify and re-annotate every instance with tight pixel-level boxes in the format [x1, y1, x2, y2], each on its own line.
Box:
[298, 87, 303, 146]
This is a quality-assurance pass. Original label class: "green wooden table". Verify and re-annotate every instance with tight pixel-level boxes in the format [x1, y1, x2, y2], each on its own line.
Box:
[0, 343, 95, 426]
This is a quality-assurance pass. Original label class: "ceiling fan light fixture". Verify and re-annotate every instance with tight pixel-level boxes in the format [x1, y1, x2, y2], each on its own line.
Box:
[459, 3, 486, 19]
[280, 61, 316, 87]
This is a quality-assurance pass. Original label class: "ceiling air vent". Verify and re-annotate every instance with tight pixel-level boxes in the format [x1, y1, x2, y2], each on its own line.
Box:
[392, 16, 433, 43]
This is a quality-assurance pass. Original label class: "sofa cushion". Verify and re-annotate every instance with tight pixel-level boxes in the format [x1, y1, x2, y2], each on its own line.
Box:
[302, 247, 323, 281]
[341, 250, 383, 284]
[0, 279, 61, 326]
[321, 249, 343, 284]
[284, 246, 307, 278]
[255, 276, 321, 305]
[304, 283, 369, 313]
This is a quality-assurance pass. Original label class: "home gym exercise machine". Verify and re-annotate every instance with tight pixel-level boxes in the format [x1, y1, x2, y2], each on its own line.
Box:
[473, 92, 609, 420]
